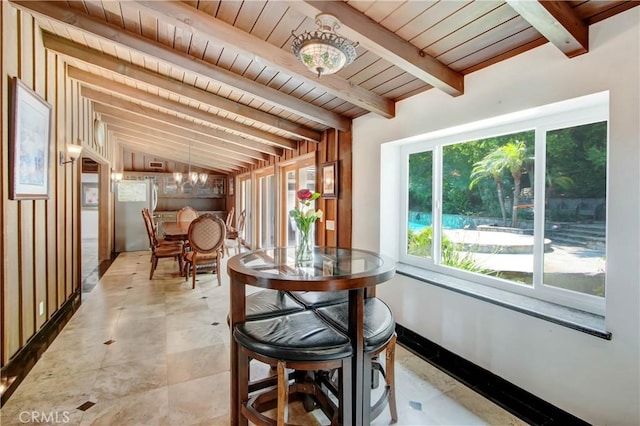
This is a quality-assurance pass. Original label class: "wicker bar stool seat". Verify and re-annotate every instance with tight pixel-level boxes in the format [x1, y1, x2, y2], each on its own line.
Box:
[233, 310, 353, 425]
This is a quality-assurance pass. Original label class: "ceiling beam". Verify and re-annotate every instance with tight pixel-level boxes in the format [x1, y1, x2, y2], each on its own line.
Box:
[111, 131, 239, 172]
[506, 0, 588, 57]
[115, 137, 234, 174]
[42, 33, 321, 143]
[93, 104, 270, 163]
[134, 0, 395, 118]
[107, 127, 249, 170]
[288, 1, 464, 97]
[103, 119, 252, 168]
[10, 0, 351, 131]
[83, 87, 282, 158]
[69, 67, 297, 150]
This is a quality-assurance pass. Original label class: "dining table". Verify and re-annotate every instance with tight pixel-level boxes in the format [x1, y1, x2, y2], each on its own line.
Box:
[164, 220, 238, 241]
[162, 221, 191, 241]
[227, 246, 396, 425]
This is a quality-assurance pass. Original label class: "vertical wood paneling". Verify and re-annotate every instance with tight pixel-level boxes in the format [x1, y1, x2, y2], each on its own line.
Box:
[0, 0, 4, 363]
[2, 2, 88, 365]
[337, 130, 352, 249]
[34, 21, 48, 329]
[55, 54, 65, 308]
[64, 68, 72, 299]
[98, 163, 111, 261]
[18, 6, 36, 347]
[3, 4, 21, 362]
[45, 51, 58, 321]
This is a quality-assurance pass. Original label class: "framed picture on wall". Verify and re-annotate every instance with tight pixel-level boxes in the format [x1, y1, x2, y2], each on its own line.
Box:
[321, 161, 338, 198]
[82, 182, 99, 209]
[229, 177, 234, 196]
[9, 76, 53, 200]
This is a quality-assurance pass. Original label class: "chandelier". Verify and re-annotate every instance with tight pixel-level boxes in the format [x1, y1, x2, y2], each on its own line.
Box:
[173, 142, 208, 189]
[291, 13, 358, 78]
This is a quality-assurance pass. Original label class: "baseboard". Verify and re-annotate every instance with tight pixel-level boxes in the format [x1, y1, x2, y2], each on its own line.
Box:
[395, 324, 590, 426]
[1, 288, 81, 406]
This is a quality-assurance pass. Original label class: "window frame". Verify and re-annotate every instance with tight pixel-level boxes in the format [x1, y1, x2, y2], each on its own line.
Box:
[397, 93, 609, 315]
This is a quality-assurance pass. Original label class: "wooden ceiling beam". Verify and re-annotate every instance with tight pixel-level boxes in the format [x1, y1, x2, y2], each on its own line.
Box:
[42, 34, 321, 143]
[114, 137, 235, 174]
[69, 67, 297, 150]
[109, 130, 243, 171]
[506, 0, 588, 57]
[103, 120, 253, 168]
[83, 87, 281, 159]
[134, 0, 395, 118]
[10, 0, 351, 131]
[289, 1, 464, 97]
[94, 104, 270, 163]
[108, 128, 249, 170]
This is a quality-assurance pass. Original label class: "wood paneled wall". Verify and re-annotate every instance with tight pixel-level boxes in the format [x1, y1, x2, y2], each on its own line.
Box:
[1, 2, 98, 366]
[234, 129, 352, 248]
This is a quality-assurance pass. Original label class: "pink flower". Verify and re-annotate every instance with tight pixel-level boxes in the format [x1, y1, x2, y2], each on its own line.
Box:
[296, 189, 313, 201]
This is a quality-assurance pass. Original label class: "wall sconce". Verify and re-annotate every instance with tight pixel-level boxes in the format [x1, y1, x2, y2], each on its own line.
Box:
[59, 142, 83, 166]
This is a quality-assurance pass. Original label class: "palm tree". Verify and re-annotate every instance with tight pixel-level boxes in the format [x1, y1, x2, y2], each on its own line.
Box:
[469, 151, 508, 224]
[470, 140, 529, 227]
[496, 141, 529, 227]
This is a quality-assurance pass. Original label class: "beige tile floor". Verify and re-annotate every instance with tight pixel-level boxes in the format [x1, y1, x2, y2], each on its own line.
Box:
[0, 250, 528, 426]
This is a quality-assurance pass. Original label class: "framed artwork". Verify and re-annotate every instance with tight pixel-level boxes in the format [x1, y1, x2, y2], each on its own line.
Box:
[229, 177, 234, 196]
[321, 161, 338, 198]
[9, 76, 53, 200]
[82, 182, 99, 208]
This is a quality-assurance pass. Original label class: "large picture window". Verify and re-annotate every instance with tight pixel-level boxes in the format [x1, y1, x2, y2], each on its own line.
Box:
[400, 93, 608, 314]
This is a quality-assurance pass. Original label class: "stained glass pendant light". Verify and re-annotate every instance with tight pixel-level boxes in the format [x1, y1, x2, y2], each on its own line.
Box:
[292, 14, 358, 78]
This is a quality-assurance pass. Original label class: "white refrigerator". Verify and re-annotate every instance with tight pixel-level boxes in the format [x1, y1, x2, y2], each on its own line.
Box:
[115, 179, 158, 252]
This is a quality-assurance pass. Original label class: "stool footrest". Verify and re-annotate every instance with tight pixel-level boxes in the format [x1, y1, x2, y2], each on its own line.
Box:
[243, 381, 339, 426]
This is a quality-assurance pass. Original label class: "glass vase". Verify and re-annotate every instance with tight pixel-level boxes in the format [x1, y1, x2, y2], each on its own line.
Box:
[295, 223, 314, 264]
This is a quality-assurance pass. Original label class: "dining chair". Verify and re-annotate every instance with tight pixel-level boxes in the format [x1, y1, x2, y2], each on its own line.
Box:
[176, 206, 199, 225]
[183, 214, 226, 288]
[142, 208, 183, 249]
[225, 209, 246, 257]
[225, 207, 235, 229]
[141, 209, 184, 279]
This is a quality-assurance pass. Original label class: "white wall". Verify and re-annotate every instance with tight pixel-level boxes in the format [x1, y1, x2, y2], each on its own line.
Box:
[81, 173, 99, 239]
[353, 9, 639, 425]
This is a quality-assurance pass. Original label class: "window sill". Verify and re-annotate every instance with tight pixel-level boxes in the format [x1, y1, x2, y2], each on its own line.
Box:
[395, 263, 611, 340]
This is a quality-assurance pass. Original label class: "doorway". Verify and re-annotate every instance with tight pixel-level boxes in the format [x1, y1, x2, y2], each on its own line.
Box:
[79, 156, 112, 295]
[80, 157, 100, 293]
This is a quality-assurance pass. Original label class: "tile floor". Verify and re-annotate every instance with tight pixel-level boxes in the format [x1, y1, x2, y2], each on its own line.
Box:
[81, 237, 100, 294]
[0, 250, 528, 425]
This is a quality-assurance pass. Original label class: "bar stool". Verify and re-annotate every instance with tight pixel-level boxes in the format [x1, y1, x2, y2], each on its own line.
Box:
[233, 310, 353, 425]
[316, 297, 398, 422]
[245, 289, 304, 321]
[288, 290, 349, 309]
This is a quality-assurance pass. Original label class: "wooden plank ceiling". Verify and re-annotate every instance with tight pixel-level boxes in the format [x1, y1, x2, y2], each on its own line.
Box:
[9, 0, 638, 175]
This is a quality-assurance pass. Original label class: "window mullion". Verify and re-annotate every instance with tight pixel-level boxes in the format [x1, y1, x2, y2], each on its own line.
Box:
[433, 145, 443, 265]
[532, 127, 547, 291]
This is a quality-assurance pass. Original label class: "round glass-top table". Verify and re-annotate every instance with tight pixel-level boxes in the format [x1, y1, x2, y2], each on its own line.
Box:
[227, 246, 396, 425]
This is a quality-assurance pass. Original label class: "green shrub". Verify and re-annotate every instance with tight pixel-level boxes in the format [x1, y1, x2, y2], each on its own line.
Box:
[408, 226, 497, 275]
